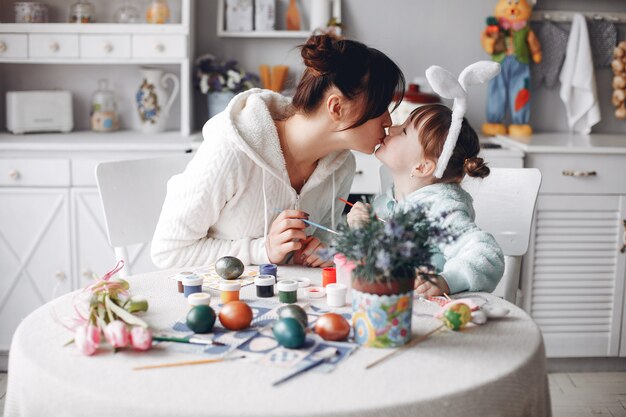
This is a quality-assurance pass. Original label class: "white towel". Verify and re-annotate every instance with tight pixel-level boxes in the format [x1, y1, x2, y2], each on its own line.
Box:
[559, 13, 601, 134]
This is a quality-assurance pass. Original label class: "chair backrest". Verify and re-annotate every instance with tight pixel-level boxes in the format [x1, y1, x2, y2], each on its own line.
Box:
[95, 154, 192, 276]
[379, 166, 542, 302]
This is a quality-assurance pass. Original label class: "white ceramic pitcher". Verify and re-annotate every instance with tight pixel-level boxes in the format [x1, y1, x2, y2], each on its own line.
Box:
[135, 67, 179, 134]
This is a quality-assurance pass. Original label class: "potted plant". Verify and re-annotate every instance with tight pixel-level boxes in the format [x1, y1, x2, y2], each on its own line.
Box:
[330, 204, 452, 348]
[194, 53, 259, 119]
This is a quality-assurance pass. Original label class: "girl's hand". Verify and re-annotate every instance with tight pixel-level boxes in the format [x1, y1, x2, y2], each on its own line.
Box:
[266, 210, 308, 264]
[347, 202, 371, 228]
[293, 237, 334, 268]
[415, 275, 451, 298]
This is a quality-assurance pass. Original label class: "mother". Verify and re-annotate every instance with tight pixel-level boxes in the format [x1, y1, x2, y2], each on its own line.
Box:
[151, 34, 405, 268]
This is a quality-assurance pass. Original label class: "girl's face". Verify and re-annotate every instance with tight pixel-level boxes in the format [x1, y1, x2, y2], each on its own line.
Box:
[341, 109, 392, 154]
[375, 117, 426, 174]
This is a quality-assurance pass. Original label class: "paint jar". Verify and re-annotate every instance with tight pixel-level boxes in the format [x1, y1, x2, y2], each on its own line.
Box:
[334, 253, 355, 302]
[220, 281, 241, 304]
[277, 280, 298, 303]
[187, 292, 211, 308]
[173, 271, 194, 293]
[326, 283, 347, 307]
[303, 286, 325, 299]
[182, 274, 203, 298]
[255, 275, 275, 298]
[259, 263, 277, 278]
[322, 267, 336, 287]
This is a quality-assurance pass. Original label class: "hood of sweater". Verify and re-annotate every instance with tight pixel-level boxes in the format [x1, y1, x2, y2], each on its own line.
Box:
[208, 88, 351, 192]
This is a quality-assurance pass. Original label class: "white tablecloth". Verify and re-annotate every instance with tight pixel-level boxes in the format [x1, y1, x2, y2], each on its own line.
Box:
[4, 266, 551, 417]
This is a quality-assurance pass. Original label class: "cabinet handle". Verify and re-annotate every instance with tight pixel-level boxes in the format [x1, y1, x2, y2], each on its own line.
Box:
[55, 270, 66, 281]
[619, 220, 626, 253]
[103, 42, 113, 53]
[82, 268, 94, 279]
[8, 169, 20, 180]
[49, 41, 60, 53]
[0, 41, 6, 53]
[155, 42, 165, 53]
[355, 170, 364, 175]
[562, 170, 597, 177]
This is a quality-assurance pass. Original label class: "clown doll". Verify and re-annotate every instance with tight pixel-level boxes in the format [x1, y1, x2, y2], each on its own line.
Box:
[481, 0, 541, 137]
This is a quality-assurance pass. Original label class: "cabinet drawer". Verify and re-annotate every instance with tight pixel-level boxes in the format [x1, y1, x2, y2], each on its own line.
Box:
[526, 154, 626, 194]
[80, 35, 131, 59]
[351, 152, 381, 195]
[0, 159, 70, 186]
[29, 34, 79, 58]
[132, 35, 185, 58]
[0, 34, 28, 59]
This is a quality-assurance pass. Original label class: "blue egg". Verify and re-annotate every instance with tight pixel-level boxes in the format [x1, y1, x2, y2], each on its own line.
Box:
[272, 317, 306, 349]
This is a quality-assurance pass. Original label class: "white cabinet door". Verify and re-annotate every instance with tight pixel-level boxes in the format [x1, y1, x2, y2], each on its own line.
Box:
[522, 194, 626, 357]
[71, 188, 156, 285]
[0, 188, 72, 351]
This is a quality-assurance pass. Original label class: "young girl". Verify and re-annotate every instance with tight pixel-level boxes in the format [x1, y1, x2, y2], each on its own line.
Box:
[151, 34, 404, 269]
[348, 62, 504, 296]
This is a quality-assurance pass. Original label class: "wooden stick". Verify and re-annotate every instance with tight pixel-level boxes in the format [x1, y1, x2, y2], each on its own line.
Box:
[338, 197, 387, 223]
[133, 355, 245, 371]
[365, 324, 445, 370]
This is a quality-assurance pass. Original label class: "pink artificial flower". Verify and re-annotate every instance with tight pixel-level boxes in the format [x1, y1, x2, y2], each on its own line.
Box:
[75, 324, 100, 356]
[104, 320, 130, 348]
[129, 326, 152, 351]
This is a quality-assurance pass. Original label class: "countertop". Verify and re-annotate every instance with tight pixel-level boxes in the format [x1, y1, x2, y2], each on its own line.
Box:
[492, 133, 626, 154]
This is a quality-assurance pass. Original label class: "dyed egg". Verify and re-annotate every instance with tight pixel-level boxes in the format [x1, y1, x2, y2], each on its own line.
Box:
[315, 313, 350, 341]
[278, 304, 308, 328]
[218, 301, 253, 330]
[186, 305, 216, 334]
[215, 256, 245, 280]
[441, 302, 472, 330]
[272, 318, 306, 349]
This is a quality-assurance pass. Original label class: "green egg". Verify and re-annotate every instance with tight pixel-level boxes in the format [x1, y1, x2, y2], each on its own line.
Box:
[278, 304, 308, 328]
[215, 256, 245, 280]
[272, 318, 306, 349]
[186, 305, 216, 334]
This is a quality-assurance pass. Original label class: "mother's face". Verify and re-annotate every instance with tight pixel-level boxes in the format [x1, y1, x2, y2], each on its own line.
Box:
[342, 110, 392, 154]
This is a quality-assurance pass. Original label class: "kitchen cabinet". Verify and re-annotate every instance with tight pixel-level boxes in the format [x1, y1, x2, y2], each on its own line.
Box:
[0, 132, 199, 369]
[495, 133, 626, 358]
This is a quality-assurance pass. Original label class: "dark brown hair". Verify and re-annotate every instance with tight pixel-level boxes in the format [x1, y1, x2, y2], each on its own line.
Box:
[292, 33, 405, 129]
[408, 104, 490, 183]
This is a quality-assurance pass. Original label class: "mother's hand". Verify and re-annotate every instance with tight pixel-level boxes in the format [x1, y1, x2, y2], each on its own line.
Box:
[266, 210, 308, 264]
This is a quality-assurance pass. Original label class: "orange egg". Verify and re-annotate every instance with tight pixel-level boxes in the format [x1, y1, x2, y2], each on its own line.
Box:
[218, 301, 253, 330]
[315, 313, 350, 341]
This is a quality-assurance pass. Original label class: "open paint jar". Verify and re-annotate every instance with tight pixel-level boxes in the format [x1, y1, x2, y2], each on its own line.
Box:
[174, 271, 194, 293]
[182, 274, 203, 298]
[187, 292, 211, 308]
[219, 281, 241, 304]
[255, 275, 275, 298]
[259, 263, 277, 278]
[277, 280, 298, 303]
[326, 283, 347, 307]
[322, 267, 336, 287]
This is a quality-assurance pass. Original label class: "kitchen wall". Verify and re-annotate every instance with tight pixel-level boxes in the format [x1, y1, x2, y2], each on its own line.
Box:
[194, 0, 626, 134]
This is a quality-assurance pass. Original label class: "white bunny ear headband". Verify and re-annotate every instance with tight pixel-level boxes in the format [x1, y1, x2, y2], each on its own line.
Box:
[425, 61, 501, 178]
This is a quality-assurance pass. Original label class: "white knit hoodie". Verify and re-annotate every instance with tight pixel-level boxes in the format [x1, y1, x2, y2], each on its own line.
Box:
[151, 89, 356, 268]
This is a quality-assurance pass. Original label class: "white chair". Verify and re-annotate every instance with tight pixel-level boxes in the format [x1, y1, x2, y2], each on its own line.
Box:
[379, 166, 542, 304]
[95, 154, 192, 277]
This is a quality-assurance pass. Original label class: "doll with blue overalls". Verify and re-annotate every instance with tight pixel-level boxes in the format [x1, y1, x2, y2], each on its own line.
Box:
[481, 0, 542, 137]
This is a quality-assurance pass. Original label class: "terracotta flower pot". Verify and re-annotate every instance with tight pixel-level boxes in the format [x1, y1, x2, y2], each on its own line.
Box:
[351, 276, 415, 348]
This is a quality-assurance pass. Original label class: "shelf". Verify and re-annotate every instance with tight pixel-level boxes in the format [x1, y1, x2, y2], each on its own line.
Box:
[0, 23, 188, 35]
[0, 57, 188, 65]
[217, 29, 311, 39]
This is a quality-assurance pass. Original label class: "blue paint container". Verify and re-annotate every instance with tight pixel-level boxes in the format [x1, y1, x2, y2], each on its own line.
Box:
[182, 274, 203, 297]
[259, 263, 277, 278]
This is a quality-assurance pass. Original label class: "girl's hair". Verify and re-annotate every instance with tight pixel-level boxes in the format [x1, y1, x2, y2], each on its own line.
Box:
[408, 104, 490, 183]
[292, 33, 405, 129]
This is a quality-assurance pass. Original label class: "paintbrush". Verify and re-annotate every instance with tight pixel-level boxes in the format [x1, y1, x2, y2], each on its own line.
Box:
[272, 208, 338, 235]
[152, 335, 226, 346]
[338, 197, 386, 223]
[133, 355, 246, 371]
[272, 349, 337, 386]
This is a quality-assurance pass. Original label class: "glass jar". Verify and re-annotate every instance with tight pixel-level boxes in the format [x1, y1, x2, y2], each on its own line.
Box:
[14, 2, 48, 23]
[90, 79, 119, 132]
[146, 0, 170, 24]
[114, 0, 140, 23]
[69, 0, 95, 23]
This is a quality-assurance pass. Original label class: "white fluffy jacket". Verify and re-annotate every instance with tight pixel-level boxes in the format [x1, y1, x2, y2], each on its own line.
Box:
[151, 89, 355, 268]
